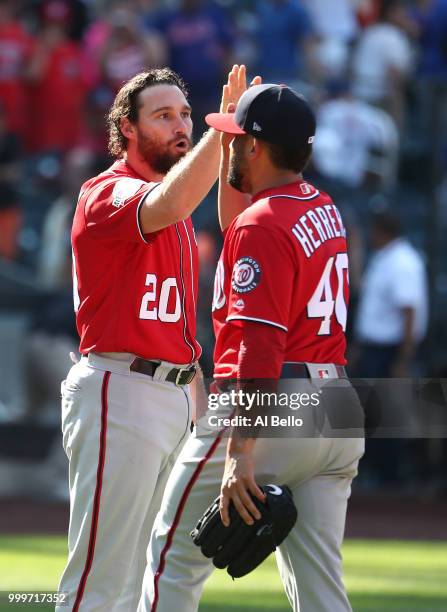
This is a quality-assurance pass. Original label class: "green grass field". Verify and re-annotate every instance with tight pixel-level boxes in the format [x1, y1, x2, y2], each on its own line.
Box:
[0, 536, 446, 611]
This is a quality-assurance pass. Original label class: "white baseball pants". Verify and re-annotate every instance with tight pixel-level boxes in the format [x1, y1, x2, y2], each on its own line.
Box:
[56, 353, 192, 612]
[138, 387, 364, 612]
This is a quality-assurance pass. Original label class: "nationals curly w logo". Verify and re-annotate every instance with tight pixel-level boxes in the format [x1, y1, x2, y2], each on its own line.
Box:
[232, 257, 261, 293]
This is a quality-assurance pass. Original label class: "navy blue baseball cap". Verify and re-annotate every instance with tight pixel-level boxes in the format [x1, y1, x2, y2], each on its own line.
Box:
[206, 83, 316, 147]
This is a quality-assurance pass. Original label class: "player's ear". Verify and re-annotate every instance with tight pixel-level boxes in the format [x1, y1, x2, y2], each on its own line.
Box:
[120, 117, 136, 141]
[247, 137, 260, 160]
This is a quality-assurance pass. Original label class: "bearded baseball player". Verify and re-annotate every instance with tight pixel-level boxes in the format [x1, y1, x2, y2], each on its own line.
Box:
[138, 84, 364, 611]
[56, 66, 252, 611]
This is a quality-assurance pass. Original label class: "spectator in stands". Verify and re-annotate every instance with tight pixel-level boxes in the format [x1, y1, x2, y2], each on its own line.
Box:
[412, 0, 447, 81]
[356, 0, 383, 28]
[301, 0, 358, 81]
[351, 0, 416, 127]
[251, 0, 318, 85]
[411, 0, 447, 171]
[25, 147, 94, 424]
[354, 212, 428, 378]
[302, 0, 358, 43]
[0, 101, 21, 260]
[146, 0, 234, 136]
[66, 0, 89, 42]
[313, 81, 399, 190]
[81, 1, 135, 90]
[97, 6, 164, 94]
[80, 86, 113, 165]
[81, 1, 111, 90]
[0, 0, 34, 137]
[132, 0, 163, 23]
[38, 147, 94, 289]
[25, 0, 86, 154]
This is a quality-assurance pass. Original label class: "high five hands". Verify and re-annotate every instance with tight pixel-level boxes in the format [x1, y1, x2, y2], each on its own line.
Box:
[219, 65, 262, 147]
[221, 64, 262, 113]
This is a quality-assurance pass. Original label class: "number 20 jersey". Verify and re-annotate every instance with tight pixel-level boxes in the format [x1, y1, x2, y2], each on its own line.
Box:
[212, 180, 349, 378]
[71, 160, 201, 364]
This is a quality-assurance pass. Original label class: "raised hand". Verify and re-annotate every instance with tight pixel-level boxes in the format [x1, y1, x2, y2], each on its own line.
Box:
[220, 65, 262, 113]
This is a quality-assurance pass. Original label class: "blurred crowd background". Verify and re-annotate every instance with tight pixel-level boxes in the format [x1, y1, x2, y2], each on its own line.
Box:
[0, 0, 446, 500]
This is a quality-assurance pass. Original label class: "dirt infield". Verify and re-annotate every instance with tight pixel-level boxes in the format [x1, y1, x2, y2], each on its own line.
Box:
[1, 494, 447, 540]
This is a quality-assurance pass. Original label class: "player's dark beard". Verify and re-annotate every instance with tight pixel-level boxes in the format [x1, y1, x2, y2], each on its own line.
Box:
[228, 142, 248, 193]
[137, 131, 192, 174]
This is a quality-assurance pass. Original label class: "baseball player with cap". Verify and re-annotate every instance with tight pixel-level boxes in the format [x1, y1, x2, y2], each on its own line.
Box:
[138, 84, 364, 611]
[56, 66, 250, 611]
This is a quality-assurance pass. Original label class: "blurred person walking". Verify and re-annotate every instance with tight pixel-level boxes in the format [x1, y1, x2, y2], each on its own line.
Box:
[352, 212, 428, 488]
[354, 212, 428, 378]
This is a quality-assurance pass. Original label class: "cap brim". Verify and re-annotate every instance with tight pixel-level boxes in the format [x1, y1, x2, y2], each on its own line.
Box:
[205, 112, 246, 134]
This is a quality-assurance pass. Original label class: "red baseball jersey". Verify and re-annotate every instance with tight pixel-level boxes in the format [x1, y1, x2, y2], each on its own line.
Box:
[212, 179, 349, 378]
[0, 22, 35, 135]
[72, 159, 201, 364]
[26, 41, 85, 153]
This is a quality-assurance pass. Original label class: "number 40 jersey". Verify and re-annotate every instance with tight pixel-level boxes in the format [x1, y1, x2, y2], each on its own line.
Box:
[71, 160, 201, 364]
[212, 180, 349, 379]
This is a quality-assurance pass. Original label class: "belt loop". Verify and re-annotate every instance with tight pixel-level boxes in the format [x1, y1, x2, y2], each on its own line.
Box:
[152, 363, 168, 382]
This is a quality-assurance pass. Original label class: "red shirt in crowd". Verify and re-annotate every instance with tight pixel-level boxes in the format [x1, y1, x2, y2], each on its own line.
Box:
[26, 39, 85, 152]
[0, 21, 34, 135]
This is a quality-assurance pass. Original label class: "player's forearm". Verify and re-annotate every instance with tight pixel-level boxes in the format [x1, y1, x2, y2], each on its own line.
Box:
[227, 434, 257, 459]
[218, 145, 250, 231]
[140, 129, 220, 233]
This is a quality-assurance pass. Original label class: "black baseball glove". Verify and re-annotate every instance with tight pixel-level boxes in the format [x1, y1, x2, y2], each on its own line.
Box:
[190, 484, 297, 578]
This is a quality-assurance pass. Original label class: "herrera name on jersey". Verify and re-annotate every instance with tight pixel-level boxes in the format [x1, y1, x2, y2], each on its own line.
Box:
[212, 180, 349, 378]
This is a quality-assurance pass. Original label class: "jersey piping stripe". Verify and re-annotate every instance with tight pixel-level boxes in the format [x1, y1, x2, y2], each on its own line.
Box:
[72, 370, 110, 612]
[226, 315, 288, 332]
[150, 433, 223, 611]
[136, 183, 162, 243]
[183, 220, 196, 316]
[72, 248, 80, 312]
[175, 223, 196, 362]
[268, 192, 320, 202]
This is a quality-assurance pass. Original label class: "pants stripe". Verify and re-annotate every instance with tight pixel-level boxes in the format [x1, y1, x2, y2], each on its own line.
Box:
[151, 433, 223, 612]
[72, 371, 111, 611]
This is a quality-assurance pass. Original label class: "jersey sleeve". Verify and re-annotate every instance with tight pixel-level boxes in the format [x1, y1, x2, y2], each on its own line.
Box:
[226, 225, 296, 332]
[238, 320, 287, 379]
[84, 178, 161, 243]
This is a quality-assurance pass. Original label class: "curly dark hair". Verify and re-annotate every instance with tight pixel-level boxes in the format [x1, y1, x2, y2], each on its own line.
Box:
[106, 68, 188, 158]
